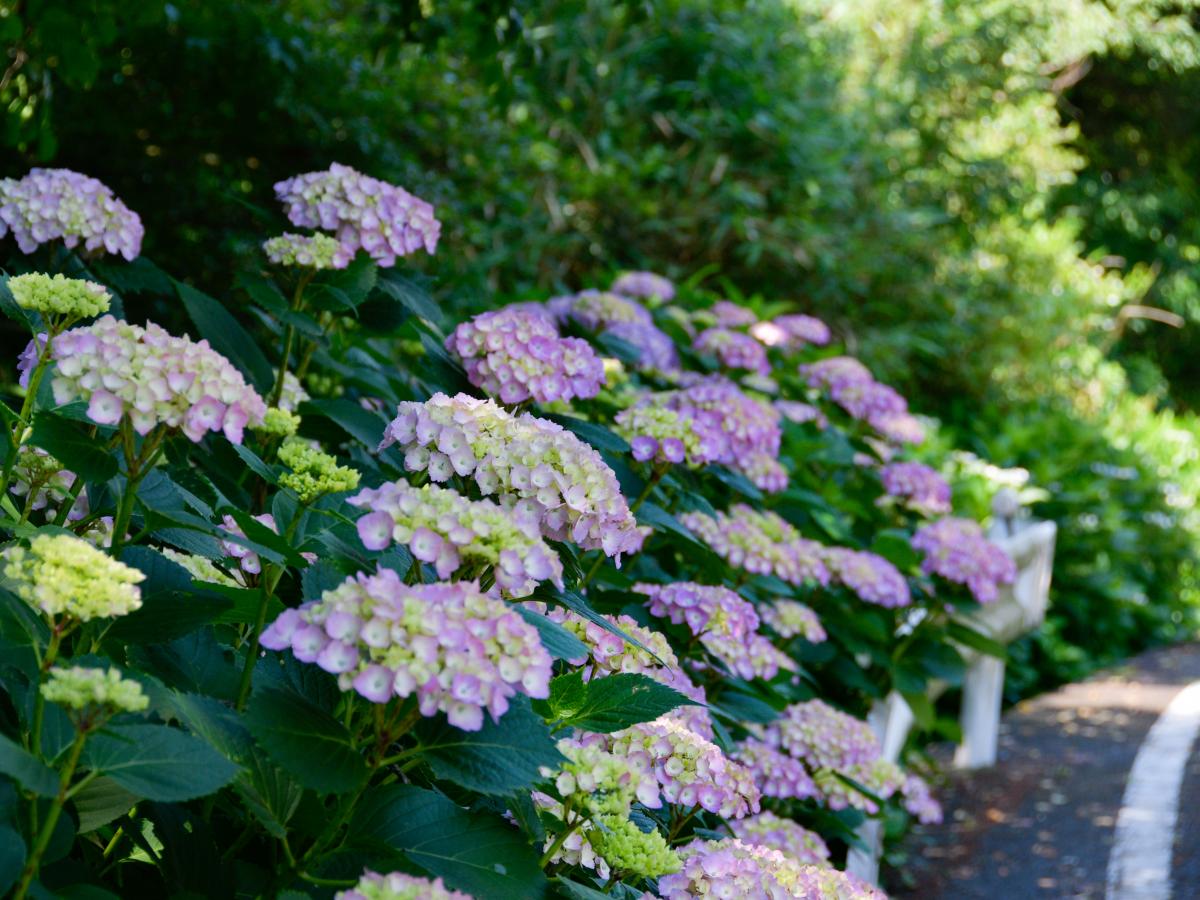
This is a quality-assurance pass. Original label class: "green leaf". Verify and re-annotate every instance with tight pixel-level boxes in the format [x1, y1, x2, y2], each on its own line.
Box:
[350, 784, 548, 900]
[231, 444, 277, 484]
[552, 673, 698, 733]
[233, 747, 304, 839]
[0, 824, 25, 896]
[376, 270, 442, 325]
[947, 621, 1008, 660]
[176, 280, 274, 391]
[543, 415, 630, 454]
[72, 776, 139, 833]
[870, 530, 920, 570]
[83, 723, 239, 801]
[515, 607, 588, 661]
[554, 878, 613, 900]
[245, 688, 367, 794]
[313, 255, 378, 310]
[0, 732, 58, 796]
[301, 398, 387, 448]
[108, 547, 232, 643]
[221, 507, 306, 568]
[29, 412, 118, 482]
[542, 587, 664, 664]
[414, 696, 563, 796]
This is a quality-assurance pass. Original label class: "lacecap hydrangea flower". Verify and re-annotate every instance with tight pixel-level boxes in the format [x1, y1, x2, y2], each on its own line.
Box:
[880, 461, 952, 515]
[379, 393, 642, 559]
[912, 516, 1017, 603]
[261, 569, 552, 730]
[4, 534, 143, 622]
[611, 271, 676, 301]
[350, 480, 564, 597]
[730, 811, 831, 866]
[637, 581, 794, 681]
[278, 439, 361, 503]
[335, 870, 474, 900]
[680, 505, 830, 586]
[824, 547, 912, 609]
[760, 599, 826, 643]
[605, 717, 760, 818]
[446, 307, 605, 406]
[274, 163, 440, 265]
[41, 666, 148, 715]
[8, 273, 110, 321]
[693, 327, 771, 375]
[751, 313, 832, 349]
[262, 232, 352, 269]
[0, 168, 143, 259]
[48, 316, 267, 443]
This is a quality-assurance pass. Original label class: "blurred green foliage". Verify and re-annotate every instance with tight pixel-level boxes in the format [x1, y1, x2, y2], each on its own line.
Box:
[3, 0, 1200, 695]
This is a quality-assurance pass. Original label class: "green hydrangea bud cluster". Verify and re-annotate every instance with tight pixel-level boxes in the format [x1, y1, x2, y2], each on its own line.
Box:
[278, 439, 361, 502]
[41, 666, 148, 714]
[3, 534, 144, 621]
[8, 273, 110, 320]
[160, 547, 238, 587]
[257, 407, 301, 437]
[589, 816, 681, 878]
[262, 232, 349, 269]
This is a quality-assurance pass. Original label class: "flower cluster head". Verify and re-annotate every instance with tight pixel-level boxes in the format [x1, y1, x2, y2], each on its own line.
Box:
[278, 439, 361, 502]
[680, 505, 830, 586]
[262, 232, 352, 269]
[8, 273, 110, 322]
[611, 271, 676, 302]
[825, 547, 912, 609]
[588, 816, 681, 878]
[274, 163, 440, 265]
[706, 300, 760, 328]
[751, 314, 832, 350]
[50, 316, 267, 443]
[775, 400, 827, 428]
[912, 516, 1017, 603]
[257, 407, 301, 437]
[546, 736, 662, 814]
[552, 290, 680, 372]
[901, 773, 944, 824]
[0, 168, 143, 259]
[606, 717, 760, 818]
[730, 811, 831, 866]
[41, 666, 148, 715]
[733, 737, 818, 800]
[774, 700, 880, 773]
[614, 404, 700, 467]
[880, 461, 952, 515]
[660, 838, 846, 899]
[4, 534, 143, 621]
[693, 327, 771, 375]
[637, 581, 794, 681]
[261, 569, 552, 730]
[760, 600, 826, 643]
[446, 307, 604, 406]
[221, 513, 288, 577]
[350, 480, 563, 597]
[335, 871, 473, 900]
[544, 608, 712, 736]
[800, 355, 923, 445]
[8, 447, 87, 522]
[160, 547, 238, 587]
[380, 393, 641, 559]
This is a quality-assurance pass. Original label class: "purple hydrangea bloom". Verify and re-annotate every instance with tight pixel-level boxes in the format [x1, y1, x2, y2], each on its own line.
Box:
[446, 306, 605, 406]
[708, 300, 759, 328]
[751, 313, 832, 349]
[0, 168, 143, 260]
[730, 811, 831, 866]
[335, 871, 473, 900]
[901, 773, 944, 824]
[825, 547, 912, 608]
[610, 270, 675, 301]
[693, 327, 771, 375]
[733, 737, 819, 800]
[274, 163, 440, 265]
[912, 517, 1017, 603]
[260, 569, 552, 731]
[774, 699, 881, 772]
[880, 461, 952, 514]
[661, 839, 876, 899]
[800, 355, 925, 444]
[759, 599, 826, 643]
[555, 289, 681, 372]
[680, 505, 830, 586]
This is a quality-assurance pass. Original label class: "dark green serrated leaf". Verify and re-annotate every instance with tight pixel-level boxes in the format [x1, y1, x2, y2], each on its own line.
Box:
[29, 412, 118, 482]
[72, 777, 139, 833]
[246, 688, 367, 794]
[515, 607, 589, 662]
[350, 784, 548, 900]
[414, 696, 562, 796]
[83, 723, 238, 801]
[0, 732, 58, 796]
[557, 673, 698, 733]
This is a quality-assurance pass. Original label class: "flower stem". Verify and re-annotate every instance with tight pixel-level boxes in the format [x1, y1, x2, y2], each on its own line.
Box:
[12, 729, 87, 900]
[0, 336, 55, 502]
[268, 272, 314, 408]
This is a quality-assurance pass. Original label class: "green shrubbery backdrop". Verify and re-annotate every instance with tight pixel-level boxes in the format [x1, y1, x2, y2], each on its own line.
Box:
[4, 0, 1200, 696]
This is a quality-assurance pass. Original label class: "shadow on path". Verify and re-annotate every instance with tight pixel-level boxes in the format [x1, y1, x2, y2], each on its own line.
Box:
[888, 643, 1200, 899]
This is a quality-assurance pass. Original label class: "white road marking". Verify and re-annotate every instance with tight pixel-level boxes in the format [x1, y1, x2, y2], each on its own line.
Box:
[1107, 680, 1200, 899]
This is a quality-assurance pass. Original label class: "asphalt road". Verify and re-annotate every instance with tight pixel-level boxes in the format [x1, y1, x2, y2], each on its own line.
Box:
[888, 643, 1200, 899]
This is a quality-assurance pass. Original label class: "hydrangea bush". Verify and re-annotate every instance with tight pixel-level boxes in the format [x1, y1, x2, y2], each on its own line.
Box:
[0, 165, 1016, 899]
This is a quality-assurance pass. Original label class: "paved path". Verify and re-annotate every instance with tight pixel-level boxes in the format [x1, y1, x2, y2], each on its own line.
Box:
[888, 643, 1200, 899]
